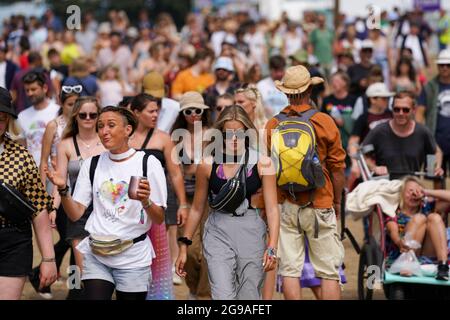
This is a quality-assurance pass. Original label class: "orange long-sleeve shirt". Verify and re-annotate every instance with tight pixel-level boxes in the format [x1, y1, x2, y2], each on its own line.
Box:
[265, 104, 346, 208]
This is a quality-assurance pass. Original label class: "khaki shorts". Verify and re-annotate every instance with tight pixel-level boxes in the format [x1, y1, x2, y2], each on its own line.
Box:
[278, 201, 344, 281]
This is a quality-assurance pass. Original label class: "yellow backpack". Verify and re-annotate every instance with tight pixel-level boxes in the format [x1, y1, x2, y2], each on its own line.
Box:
[271, 108, 325, 199]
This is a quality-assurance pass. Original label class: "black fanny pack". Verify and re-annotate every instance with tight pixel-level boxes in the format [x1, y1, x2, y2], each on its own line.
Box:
[208, 151, 248, 214]
[0, 182, 37, 225]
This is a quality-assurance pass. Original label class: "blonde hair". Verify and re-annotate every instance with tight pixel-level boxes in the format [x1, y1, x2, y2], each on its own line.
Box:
[69, 57, 90, 78]
[100, 64, 121, 81]
[62, 96, 102, 139]
[399, 175, 424, 211]
[6, 115, 22, 141]
[234, 85, 267, 130]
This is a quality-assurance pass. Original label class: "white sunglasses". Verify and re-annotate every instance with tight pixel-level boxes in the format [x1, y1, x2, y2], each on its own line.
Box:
[62, 85, 83, 94]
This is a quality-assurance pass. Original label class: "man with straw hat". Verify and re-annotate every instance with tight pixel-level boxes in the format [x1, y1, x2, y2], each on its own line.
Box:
[265, 65, 346, 300]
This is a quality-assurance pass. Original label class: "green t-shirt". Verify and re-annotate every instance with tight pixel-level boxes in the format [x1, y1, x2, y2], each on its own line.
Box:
[309, 28, 334, 65]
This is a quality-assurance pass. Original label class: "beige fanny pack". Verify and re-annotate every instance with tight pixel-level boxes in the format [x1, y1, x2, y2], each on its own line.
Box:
[89, 233, 147, 256]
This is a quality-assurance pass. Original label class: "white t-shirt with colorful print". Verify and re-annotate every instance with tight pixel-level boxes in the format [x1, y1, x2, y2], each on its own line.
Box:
[73, 149, 167, 269]
[17, 100, 60, 166]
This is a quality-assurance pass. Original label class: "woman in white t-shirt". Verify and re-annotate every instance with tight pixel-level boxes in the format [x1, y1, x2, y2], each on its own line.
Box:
[46, 106, 167, 300]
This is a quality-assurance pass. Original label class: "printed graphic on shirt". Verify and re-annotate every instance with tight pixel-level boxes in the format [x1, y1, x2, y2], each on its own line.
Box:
[26, 120, 47, 156]
[438, 89, 450, 117]
[97, 178, 129, 223]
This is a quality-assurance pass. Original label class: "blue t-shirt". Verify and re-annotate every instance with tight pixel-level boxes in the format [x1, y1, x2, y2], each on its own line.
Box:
[418, 82, 450, 155]
[63, 75, 98, 97]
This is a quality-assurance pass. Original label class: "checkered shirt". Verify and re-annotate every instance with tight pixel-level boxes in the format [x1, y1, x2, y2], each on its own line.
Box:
[0, 136, 53, 224]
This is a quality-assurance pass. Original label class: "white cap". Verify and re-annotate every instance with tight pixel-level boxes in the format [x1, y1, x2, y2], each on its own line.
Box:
[98, 22, 111, 34]
[213, 56, 235, 72]
[366, 82, 394, 98]
[436, 49, 450, 65]
[361, 39, 374, 50]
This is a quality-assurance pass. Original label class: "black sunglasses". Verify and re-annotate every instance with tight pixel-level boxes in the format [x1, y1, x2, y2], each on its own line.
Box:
[438, 64, 450, 68]
[216, 104, 232, 112]
[78, 112, 98, 120]
[393, 107, 411, 114]
[223, 129, 246, 140]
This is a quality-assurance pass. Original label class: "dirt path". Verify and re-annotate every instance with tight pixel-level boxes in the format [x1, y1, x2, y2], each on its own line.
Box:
[22, 214, 388, 300]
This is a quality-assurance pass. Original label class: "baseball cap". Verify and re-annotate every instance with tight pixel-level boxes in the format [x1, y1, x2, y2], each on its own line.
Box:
[366, 82, 394, 98]
[361, 39, 374, 50]
[436, 49, 450, 65]
[142, 71, 165, 98]
[213, 56, 234, 72]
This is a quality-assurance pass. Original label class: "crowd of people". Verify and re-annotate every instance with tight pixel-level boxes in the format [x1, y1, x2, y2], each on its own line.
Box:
[0, 6, 450, 300]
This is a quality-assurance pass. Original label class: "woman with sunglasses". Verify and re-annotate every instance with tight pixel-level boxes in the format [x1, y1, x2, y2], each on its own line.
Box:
[171, 91, 212, 299]
[175, 105, 280, 300]
[54, 97, 104, 264]
[29, 89, 80, 299]
[212, 93, 234, 122]
[234, 85, 268, 130]
[128, 93, 189, 299]
[46, 106, 167, 300]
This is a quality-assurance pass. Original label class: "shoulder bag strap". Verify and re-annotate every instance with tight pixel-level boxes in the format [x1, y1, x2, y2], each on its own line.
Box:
[141, 129, 154, 150]
[73, 135, 81, 159]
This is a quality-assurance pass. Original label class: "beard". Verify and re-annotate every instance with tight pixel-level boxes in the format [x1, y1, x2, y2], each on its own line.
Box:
[29, 93, 46, 105]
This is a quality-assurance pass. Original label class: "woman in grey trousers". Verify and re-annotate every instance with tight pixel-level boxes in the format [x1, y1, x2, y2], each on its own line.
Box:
[175, 105, 280, 300]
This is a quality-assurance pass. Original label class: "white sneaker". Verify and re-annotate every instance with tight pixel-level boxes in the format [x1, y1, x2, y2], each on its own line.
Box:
[39, 292, 53, 300]
[188, 293, 198, 300]
[172, 266, 182, 285]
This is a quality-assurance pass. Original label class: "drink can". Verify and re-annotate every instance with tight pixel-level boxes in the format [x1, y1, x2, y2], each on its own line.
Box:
[421, 196, 435, 215]
[128, 176, 147, 200]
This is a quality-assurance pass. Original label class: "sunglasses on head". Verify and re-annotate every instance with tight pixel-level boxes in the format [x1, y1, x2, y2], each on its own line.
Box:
[215, 104, 232, 112]
[62, 85, 83, 94]
[393, 107, 411, 114]
[183, 108, 203, 116]
[223, 129, 246, 140]
[78, 112, 98, 120]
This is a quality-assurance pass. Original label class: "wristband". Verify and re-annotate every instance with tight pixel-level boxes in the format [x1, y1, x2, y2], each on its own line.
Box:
[41, 257, 56, 263]
[179, 204, 190, 209]
[58, 185, 69, 197]
[266, 246, 277, 258]
[142, 199, 153, 209]
[178, 237, 193, 246]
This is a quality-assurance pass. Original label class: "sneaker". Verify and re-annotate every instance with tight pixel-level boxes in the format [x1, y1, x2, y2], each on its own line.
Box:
[172, 266, 182, 285]
[28, 267, 53, 299]
[436, 263, 449, 281]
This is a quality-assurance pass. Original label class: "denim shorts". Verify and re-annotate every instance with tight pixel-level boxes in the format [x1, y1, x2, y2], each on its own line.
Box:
[81, 253, 152, 293]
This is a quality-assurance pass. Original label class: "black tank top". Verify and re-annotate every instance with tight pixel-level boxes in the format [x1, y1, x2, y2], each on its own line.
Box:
[140, 128, 165, 168]
[209, 152, 262, 207]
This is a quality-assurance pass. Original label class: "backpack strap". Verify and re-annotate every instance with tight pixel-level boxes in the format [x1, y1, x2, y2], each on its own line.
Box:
[89, 155, 100, 187]
[142, 151, 150, 178]
[417, 36, 428, 67]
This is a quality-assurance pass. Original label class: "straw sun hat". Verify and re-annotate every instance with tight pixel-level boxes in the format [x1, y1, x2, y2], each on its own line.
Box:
[274, 65, 324, 95]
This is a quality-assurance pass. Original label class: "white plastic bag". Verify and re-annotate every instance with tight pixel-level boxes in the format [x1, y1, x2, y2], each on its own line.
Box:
[388, 232, 423, 277]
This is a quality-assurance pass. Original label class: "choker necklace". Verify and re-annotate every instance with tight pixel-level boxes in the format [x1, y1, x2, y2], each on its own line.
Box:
[109, 148, 137, 162]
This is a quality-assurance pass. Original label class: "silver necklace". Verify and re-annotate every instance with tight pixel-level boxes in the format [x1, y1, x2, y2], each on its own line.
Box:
[78, 136, 100, 149]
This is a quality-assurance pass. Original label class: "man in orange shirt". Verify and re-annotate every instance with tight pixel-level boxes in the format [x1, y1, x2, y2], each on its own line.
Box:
[265, 65, 346, 300]
[171, 49, 215, 100]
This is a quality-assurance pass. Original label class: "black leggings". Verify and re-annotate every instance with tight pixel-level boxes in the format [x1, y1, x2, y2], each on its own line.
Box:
[83, 279, 147, 300]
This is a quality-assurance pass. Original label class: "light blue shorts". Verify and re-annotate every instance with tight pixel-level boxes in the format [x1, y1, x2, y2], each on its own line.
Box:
[81, 253, 152, 293]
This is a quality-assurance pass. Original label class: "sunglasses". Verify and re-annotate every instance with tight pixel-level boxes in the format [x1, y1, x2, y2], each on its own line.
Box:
[393, 107, 411, 114]
[62, 85, 83, 94]
[216, 104, 232, 113]
[438, 64, 450, 68]
[223, 129, 246, 140]
[183, 108, 204, 116]
[78, 112, 98, 120]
